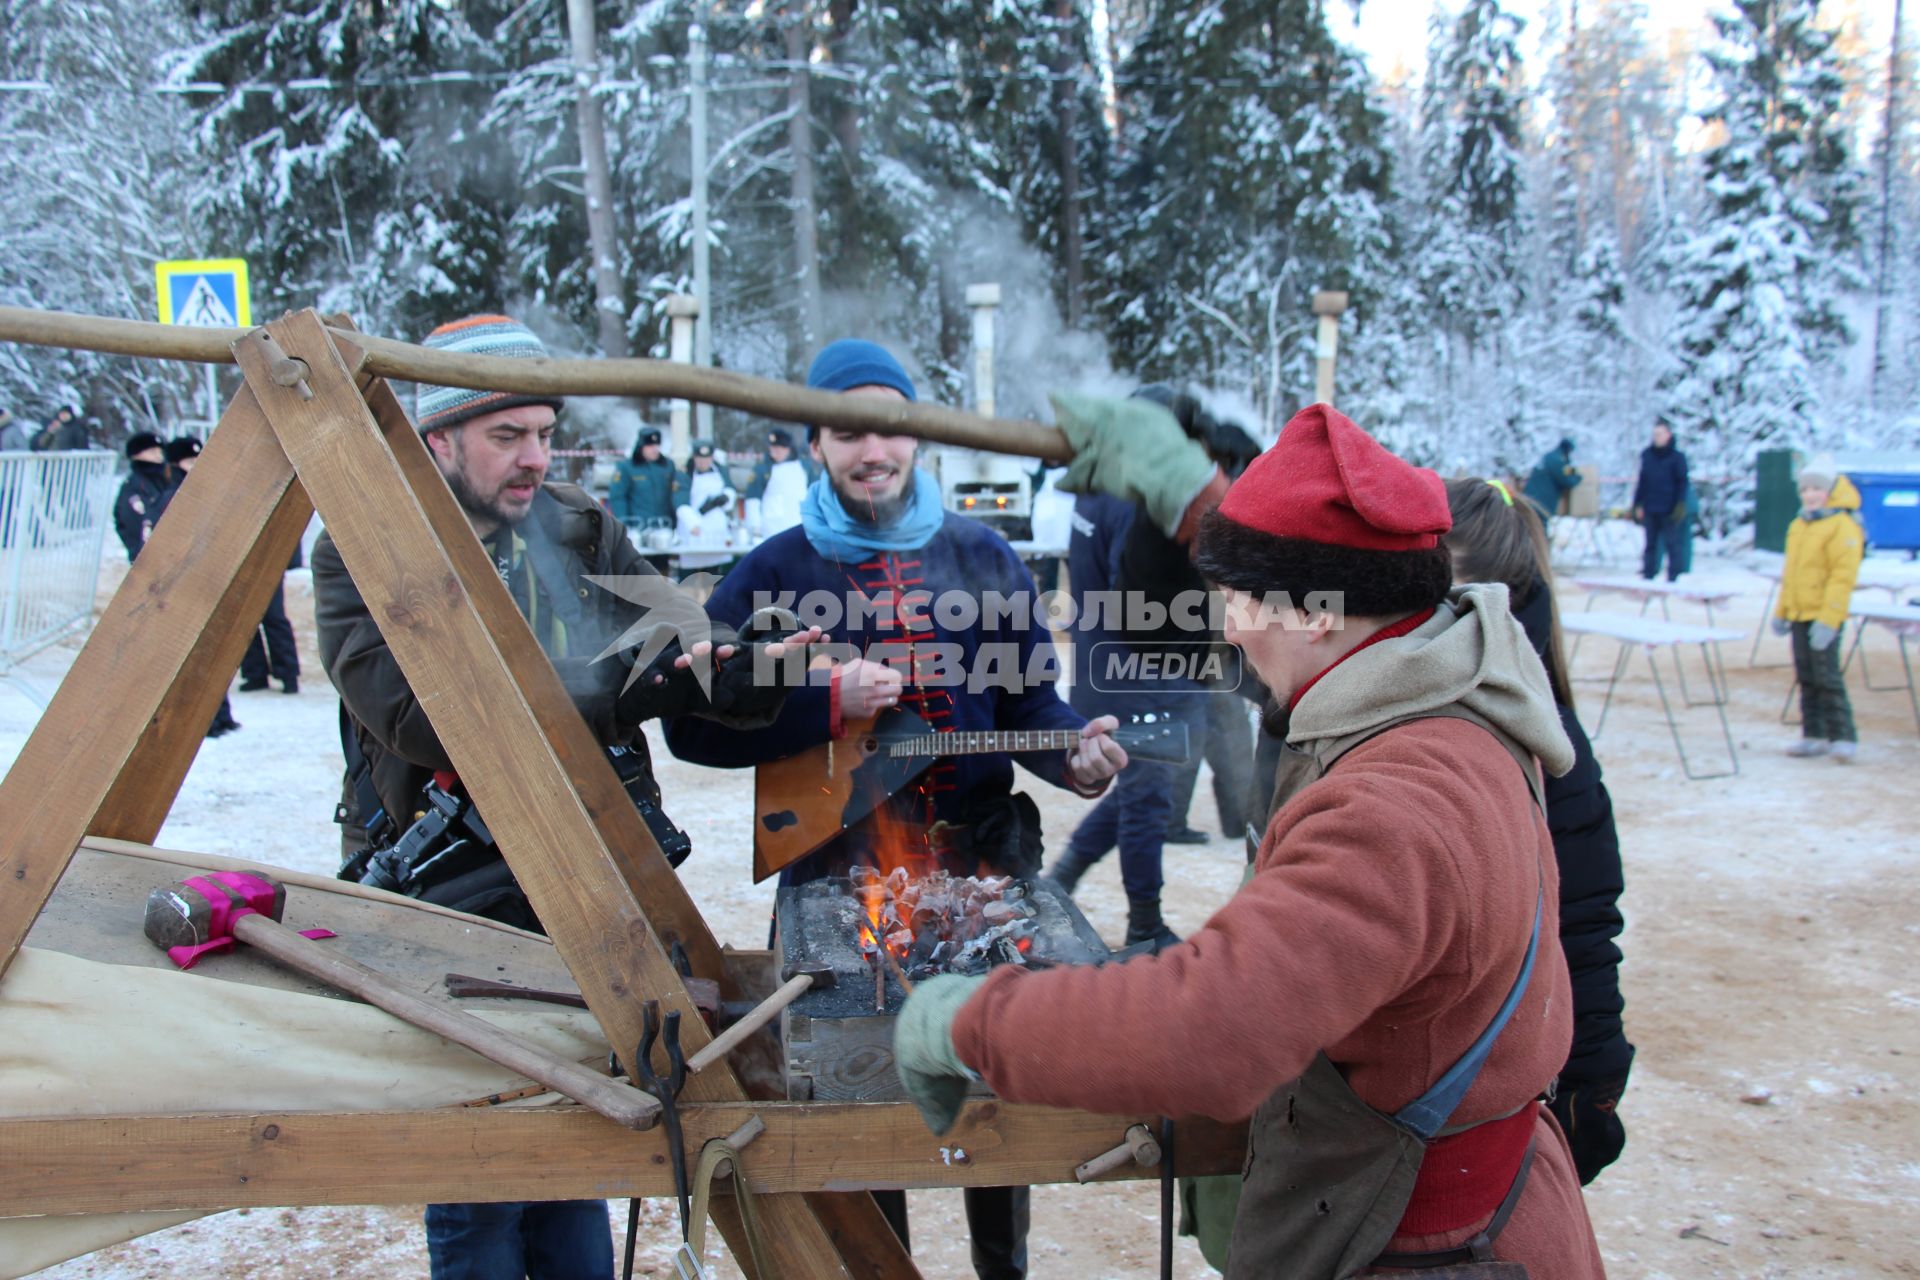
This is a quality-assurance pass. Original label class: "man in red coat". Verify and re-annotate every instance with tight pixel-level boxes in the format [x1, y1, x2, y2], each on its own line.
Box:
[894, 400, 1607, 1279]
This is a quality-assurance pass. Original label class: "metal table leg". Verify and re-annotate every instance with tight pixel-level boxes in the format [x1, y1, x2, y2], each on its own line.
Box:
[1749, 581, 1789, 669]
[1850, 620, 1912, 693]
[1647, 643, 1739, 780]
[1592, 640, 1633, 739]
[1900, 632, 1920, 734]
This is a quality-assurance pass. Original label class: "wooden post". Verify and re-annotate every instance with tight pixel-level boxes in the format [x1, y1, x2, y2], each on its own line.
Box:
[1312, 290, 1349, 409]
[667, 292, 699, 461]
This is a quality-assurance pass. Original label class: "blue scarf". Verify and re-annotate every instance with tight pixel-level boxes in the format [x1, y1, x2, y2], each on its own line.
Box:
[800, 467, 946, 562]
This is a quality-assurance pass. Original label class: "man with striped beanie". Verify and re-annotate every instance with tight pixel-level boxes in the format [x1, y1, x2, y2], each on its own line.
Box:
[313, 313, 815, 1280]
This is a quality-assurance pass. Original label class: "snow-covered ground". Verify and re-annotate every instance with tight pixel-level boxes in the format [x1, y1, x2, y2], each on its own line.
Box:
[6, 524, 1919, 1278]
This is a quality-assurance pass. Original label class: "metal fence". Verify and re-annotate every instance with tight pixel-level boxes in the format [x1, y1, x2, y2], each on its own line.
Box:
[0, 451, 116, 689]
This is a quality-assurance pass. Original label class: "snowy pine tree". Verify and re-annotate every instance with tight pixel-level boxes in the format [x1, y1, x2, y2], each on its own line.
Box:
[0, 0, 211, 434]
[1658, 0, 1870, 528]
[177, 1, 537, 342]
[1095, 0, 1394, 427]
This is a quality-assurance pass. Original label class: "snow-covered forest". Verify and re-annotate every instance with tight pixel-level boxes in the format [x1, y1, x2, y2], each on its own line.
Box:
[2, 0, 1914, 527]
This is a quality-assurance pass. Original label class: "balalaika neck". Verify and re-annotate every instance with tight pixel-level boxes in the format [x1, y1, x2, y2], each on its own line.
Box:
[885, 730, 1081, 758]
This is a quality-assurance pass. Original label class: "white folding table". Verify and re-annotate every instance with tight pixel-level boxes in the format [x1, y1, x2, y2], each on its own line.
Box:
[1791, 603, 1920, 734]
[1561, 612, 1746, 780]
[1567, 575, 1746, 706]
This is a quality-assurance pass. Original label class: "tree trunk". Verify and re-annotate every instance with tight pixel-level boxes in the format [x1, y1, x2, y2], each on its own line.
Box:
[787, 8, 825, 366]
[827, 0, 863, 174]
[1871, 0, 1905, 407]
[1053, 0, 1085, 329]
[565, 0, 628, 357]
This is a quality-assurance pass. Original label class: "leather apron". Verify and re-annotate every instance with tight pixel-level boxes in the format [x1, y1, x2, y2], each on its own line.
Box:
[1223, 708, 1548, 1280]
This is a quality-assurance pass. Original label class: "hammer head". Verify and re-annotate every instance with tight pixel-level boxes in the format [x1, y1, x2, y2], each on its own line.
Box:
[143, 871, 286, 952]
[782, 961, 836, 990]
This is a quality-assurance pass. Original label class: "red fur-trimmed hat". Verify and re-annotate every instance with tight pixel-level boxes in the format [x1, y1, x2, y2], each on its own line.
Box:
[1218, 404, 1450, 550]
[1197, 405, 1454, 617]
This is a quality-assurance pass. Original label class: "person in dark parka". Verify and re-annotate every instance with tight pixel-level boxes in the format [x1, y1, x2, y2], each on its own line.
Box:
[1523, 436, 1581, 524]
[119, 432, 242, 738]
[1632, 419, 1690, 581]
[1445, 477, 1634, 1185]
[112, 432, 171, 562]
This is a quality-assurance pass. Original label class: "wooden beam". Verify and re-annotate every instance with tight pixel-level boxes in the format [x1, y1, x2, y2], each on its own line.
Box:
[0, 378, 307, 979]
[234, 313, 873, 1279]
[0, 1103, 1245, 1217]
[0, 304, 1072, 462]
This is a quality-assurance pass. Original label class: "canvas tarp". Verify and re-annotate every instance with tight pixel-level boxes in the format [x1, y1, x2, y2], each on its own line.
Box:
[1, 843, 615, 1277]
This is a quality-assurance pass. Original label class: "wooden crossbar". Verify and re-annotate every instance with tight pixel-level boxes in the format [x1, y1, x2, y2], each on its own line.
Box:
[0, 1104, 1244, 1216]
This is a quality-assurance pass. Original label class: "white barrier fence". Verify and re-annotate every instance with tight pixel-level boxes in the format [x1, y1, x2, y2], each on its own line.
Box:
[0, 451, 116, 689]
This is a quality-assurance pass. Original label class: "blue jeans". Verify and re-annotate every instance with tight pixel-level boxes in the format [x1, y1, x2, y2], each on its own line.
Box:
[1063, 686, 1207, 898]
[425, 1200, 613, 1280]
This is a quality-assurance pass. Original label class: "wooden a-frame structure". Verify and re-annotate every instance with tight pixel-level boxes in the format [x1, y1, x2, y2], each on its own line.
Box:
[0, 311, 1238, 1278]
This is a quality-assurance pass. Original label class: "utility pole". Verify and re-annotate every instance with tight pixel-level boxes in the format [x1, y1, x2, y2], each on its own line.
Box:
[690, 23, 714, 440]
[1871, 0, 1906, 408]
[566, 0, 628, 357]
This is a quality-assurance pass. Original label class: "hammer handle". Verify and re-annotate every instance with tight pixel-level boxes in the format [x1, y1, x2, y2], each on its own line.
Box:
[230, 915, 660, 1131]
[686, 973, 814, 1074]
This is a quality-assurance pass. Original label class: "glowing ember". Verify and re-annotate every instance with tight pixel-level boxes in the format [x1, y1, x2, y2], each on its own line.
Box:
[846, 866, 1040, 980]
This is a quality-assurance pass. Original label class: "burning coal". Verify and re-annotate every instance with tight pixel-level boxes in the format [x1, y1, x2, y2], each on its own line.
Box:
[852, 866, 1038, 981]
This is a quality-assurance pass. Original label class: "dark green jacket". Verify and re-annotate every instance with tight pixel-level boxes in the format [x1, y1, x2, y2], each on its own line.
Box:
[1523, 444, 1581, 515]
[610, 454, 676, 526]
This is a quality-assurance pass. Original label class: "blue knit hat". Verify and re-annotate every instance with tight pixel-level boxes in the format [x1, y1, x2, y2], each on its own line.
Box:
[415, 314, 565, 434]
[806, 339, 916, 402]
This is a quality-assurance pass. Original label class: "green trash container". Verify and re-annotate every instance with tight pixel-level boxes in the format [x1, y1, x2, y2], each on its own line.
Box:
[1754, 449, 1802, 553]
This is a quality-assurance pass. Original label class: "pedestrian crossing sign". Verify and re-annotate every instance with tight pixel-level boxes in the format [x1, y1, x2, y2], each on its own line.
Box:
[155, 259, 252, 329]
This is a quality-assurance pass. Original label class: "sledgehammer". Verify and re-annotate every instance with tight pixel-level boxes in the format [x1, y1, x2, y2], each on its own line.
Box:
[143, 870, 660, 1131]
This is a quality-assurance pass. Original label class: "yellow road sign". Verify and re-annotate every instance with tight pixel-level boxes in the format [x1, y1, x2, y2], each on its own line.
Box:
[156, 259, 251, 328]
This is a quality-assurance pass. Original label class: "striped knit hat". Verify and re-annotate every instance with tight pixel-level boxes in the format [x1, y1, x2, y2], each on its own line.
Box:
[415, 315, 565, 434]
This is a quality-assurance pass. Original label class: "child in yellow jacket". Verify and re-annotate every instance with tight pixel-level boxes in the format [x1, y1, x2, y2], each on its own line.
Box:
[1774, 455, 1864, 761]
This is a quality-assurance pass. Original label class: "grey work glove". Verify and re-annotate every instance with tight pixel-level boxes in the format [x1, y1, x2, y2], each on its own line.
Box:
[1809, 622, 1839, 651]
[1050, 392, 1215, 537]
[893, 973, 988, 1135]
[698, 492, 731, 515]
[1771, 617, 1792, 637]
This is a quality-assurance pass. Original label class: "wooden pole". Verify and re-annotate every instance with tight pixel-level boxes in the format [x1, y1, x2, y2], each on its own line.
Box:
[1311, 290, 1349, 408]
[0, 304, 1072, 462]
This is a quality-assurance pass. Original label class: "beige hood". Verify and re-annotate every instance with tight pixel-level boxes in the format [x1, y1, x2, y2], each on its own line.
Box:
[1289, 583, 1576, 778]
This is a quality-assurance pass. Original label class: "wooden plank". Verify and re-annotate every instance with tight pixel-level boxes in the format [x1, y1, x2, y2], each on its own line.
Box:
[0, 1103, 1246, 1216]
[235, 314, 869, 1279]
[0, 378, 308, 980]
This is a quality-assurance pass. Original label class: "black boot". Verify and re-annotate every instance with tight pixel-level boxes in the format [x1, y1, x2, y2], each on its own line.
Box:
[1125, 895, 1180, 951]
[1043, 848, 1096, 896]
